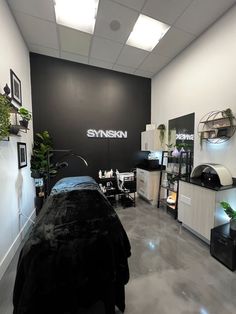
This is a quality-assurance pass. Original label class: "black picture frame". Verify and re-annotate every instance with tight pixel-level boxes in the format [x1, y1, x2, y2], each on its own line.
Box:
[10, 69, 22, 106]
[17, 142, 27, 168]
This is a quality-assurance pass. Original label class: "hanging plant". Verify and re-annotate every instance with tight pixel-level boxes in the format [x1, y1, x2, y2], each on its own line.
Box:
[157, 124, 166, 146]
[0, 94, 11, 141]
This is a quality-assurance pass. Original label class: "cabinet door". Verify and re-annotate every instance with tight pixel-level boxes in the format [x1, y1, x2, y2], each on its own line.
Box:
[137, 169, 160, 204]
[136, 168, 148, 197]
[178, 181, 215, 241]
[146, 171, 160, 202]
[178, 181, 193, 226]
[192, 186, 215, 240]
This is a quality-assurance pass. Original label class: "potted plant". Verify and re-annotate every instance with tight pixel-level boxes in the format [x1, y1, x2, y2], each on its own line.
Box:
[9, 124, 21, 135]
[31, 130, 57, 179]
[222, 108, 235, 126]
[31, 131, 57, 209]
[0, 94, 11, 141]
[220, 201, 236, 237]
[19, 107, 32, 128]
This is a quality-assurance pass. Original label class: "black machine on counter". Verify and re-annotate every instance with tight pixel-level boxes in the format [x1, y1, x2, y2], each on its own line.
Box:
[190, 163, 233, 187]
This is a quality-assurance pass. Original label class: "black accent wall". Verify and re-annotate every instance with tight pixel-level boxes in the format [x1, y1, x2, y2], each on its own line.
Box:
[30, 53, 151, 180]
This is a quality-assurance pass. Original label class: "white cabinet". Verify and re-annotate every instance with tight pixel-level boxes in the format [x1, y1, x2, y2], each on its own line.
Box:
[136, 168, 160, 205]
[141, 129, 176, 151]
[178, 181, 235, 242]
[141, 130, 165, 151]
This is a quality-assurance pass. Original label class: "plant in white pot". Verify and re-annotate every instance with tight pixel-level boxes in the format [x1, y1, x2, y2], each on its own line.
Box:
[220, 201, 236, 236]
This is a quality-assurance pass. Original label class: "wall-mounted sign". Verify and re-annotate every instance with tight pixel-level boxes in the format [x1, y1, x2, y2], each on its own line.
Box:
[176, 133, 194, 141]
[169, 112, 195, 152]
[87, 129, 128, 139]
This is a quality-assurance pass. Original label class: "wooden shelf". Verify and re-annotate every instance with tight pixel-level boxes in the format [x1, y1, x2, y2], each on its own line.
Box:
[9, 133, 21, 137]
[9, 104, 18, 114]
[159, 198, 176, 210]
[163, 170, 179, 176]
[198, 109, 236, 144]
[200, 117, 231, 124]
[161, 185, 177, 193]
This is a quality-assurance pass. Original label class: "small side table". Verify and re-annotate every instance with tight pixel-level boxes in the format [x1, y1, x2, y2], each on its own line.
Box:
[210, 223, 236, 271]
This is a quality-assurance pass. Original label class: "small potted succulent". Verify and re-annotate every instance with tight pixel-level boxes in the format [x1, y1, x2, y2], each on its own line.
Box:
[19, 107, 32, 129]
[220, 201, 236, 237]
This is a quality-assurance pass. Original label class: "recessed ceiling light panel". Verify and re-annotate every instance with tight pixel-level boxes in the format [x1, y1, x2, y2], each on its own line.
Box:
[126, 14, 170, 51]
[54, 0, 99, 34]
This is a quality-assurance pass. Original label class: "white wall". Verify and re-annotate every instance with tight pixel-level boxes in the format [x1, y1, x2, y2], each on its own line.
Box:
[152, 4, 236, 177]
[0, 0, 35, 280]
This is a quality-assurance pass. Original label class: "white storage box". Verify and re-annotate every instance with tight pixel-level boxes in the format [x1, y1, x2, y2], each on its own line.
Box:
[146, 124, 156, 131]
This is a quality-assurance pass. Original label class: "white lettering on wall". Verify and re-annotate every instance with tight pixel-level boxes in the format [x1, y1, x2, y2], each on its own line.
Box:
[87, 129, 128, 138]
[176, 133, 194, 141]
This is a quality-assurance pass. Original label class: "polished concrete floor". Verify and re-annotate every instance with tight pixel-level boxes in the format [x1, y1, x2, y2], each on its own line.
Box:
[0, 198, 236, 314]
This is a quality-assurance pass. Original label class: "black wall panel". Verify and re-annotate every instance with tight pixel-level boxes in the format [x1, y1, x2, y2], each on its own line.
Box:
[30, 53, 151, 179]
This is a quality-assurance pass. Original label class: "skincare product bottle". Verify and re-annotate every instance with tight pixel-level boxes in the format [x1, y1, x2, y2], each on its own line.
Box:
[99, 170, 102, 178]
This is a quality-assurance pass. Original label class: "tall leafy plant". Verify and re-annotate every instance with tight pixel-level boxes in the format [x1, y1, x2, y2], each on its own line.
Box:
[30, 131, 57, 178]
[0, 94, 11, 141]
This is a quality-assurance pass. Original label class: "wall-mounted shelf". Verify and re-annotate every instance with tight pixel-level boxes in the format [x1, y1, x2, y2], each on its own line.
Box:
[9, 105, 30, 136]
[198, 109, 236, 144]
[0, 85, 30, 142]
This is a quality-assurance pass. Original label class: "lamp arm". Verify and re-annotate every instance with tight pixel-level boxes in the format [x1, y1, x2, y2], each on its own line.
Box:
[71, 153, 88, 167]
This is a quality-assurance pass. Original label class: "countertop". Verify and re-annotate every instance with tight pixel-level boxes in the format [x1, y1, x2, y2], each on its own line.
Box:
[136, 166, 162, 172]
[180, 177, 236, 191]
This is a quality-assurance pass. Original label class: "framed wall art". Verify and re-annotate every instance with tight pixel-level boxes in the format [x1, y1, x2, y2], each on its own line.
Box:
[10, 69, 22, 106]
[17, 142, 27, 168]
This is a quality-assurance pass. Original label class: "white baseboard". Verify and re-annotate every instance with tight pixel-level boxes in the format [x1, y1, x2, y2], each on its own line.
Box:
[182, 223, 210, 245]
[0, 208, 36, 281]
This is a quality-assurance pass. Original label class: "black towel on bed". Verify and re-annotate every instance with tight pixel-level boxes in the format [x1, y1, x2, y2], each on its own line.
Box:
[13, 177, 131, 314]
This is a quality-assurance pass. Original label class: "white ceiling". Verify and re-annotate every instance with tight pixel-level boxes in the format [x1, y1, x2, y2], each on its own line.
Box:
[7, 0, 236, 78]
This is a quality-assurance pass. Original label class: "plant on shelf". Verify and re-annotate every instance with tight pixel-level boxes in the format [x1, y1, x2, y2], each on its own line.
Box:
[157, 124, 166, 146]
[220, 201, 236, 236]
[19, 107, 32, 128]
[222, 108, 235, 126]
[0, 94, 11, 141]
